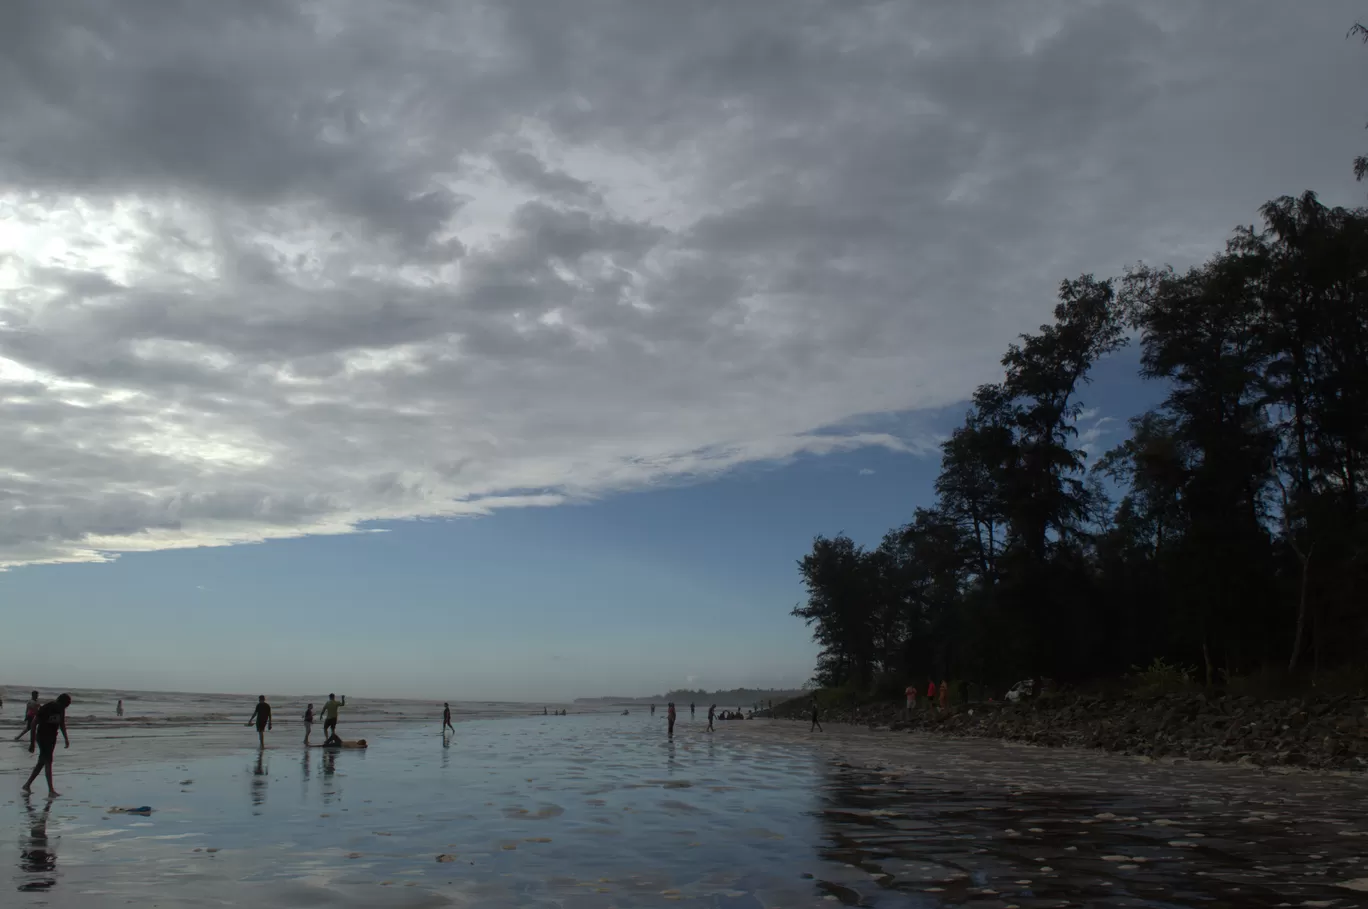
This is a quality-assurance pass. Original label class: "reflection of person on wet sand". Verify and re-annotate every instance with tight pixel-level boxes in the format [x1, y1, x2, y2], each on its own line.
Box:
[19, 794, 57, 892]
[245, 696, 272, 747]
[22, 694, 71, 797]
[251, 752, 268, 808]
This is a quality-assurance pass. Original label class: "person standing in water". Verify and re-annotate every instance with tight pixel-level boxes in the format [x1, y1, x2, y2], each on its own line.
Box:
[13, 691, 40, 744]
[320, 693, 344, 741]
[245, 696, 272, 748]
[116, 699, 124, 717]
[442, 702, 455, 735]
[303, 703, 315, 745]
[666, 702, 676, 738]
[23, 693, 71, 796]
[707, 704, 716, 732]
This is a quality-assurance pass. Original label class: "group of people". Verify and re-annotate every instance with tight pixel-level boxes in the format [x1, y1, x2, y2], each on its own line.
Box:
[247, 693, 349, 748]
[905, 680, 952, 717]
[13, 691, 73, 797]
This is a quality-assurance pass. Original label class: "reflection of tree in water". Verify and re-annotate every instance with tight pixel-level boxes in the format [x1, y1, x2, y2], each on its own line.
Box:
[18, 796, 57, 892]
[811, 758, 1364, 908]
[250, 752, 269, 811]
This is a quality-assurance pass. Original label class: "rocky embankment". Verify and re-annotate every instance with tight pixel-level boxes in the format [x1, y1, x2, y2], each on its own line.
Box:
[766, 692, 1368, 772]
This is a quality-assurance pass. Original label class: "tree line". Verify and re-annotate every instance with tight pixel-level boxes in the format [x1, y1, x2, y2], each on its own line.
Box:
[794, 37, 1368, 693]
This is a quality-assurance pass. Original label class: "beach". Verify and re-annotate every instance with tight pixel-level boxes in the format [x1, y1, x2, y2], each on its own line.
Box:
[5, 704, 1368, 908]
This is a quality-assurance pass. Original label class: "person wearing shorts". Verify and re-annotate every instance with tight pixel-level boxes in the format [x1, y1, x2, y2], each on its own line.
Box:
[245, 696, 272, 747]
[320, 694, 344, 739]
[23, 694, 71, 796]
[13, 691, 40, 744]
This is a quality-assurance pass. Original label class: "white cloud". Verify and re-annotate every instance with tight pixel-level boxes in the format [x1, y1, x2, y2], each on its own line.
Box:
[0, 1, 1363, 567]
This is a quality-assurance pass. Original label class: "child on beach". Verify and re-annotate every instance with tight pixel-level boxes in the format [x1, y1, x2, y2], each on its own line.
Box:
[245, 696, 272, 748]
[303, 703, 315, 744]
[22, 693, 71, 797]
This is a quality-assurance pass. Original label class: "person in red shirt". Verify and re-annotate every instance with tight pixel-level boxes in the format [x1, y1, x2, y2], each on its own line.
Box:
[926, 680, 937, 707]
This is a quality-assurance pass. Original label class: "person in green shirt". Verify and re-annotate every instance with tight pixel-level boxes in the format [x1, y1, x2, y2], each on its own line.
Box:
[320, 694, 345, 740]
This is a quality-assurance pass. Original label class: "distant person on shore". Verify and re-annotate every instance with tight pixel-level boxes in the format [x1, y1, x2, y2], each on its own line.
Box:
[303, 703, 315, 744]
[245, 696, 272, 747]
[690, 702, 695, 719]
[13, 691, 41, 744]
[23, 693, 71, 797]
[543, 706, 548, 716]
[650, 704, 655, 716]
[442, 703, 455, 735]
[667, 702, 676, 737]
[707, 704, 716, 732]
[939, 680, 950, 712]
[809, 697, 823, 732]
[116, 699, 124, 718]
[320, 694, 345, 740]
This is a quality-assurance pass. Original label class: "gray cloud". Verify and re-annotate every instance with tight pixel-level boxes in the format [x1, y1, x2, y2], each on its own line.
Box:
[0, 0, 1364, 566]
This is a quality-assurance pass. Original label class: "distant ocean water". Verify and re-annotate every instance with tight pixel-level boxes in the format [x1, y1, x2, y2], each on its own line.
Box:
[0, 686, 567, 731]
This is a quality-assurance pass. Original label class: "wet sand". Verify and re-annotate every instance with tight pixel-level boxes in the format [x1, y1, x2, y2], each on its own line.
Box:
[5, 714, 1368, 907]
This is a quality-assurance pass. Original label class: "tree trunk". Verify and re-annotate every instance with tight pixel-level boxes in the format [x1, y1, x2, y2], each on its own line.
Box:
[1286, 544, 1313, 674]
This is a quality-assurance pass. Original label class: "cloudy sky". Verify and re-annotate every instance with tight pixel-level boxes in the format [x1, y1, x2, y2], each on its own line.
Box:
[1, 1, 1364, 699]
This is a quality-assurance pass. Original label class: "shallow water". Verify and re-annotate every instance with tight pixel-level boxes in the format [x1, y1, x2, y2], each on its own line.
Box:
[5, 715, 1368, 907]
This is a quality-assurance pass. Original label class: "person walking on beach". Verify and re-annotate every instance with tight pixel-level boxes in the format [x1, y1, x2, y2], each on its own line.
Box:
[245, 696, 272, 748]
[707, 703, 716, 732]
[442, 702, 455, 735]
[650, 703, 655, 716]
[22, 693, 71, 797]
[13, 691, 40, 744]
[320, 693, 344, 740]
[303, 703, 315, 744]
[690, 702, 695, 719]
[809, 697, 823, 733]
[116, 699, 124, 717]
[667, 702, 676, 738]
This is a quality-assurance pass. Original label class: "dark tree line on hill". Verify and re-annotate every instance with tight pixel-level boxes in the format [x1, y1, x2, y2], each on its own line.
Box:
[794, 52, 1368, 692]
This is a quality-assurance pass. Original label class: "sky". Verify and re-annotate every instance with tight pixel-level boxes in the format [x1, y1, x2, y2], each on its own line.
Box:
[1, 2, 1365, 700]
